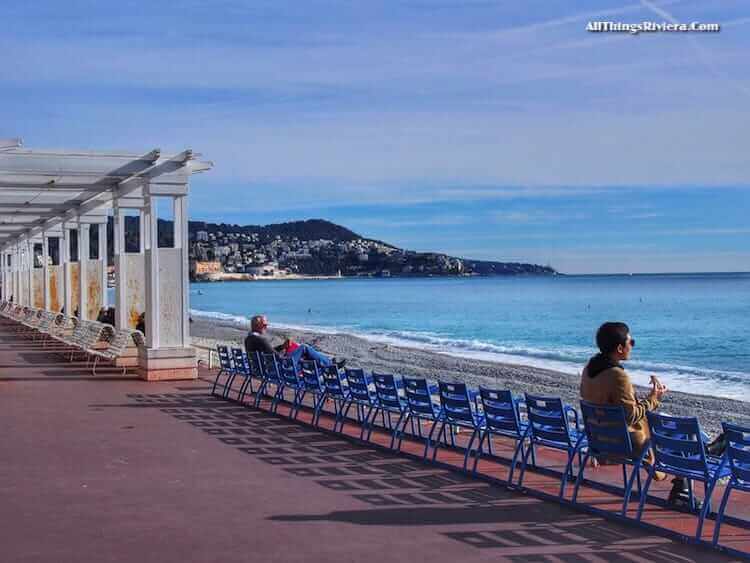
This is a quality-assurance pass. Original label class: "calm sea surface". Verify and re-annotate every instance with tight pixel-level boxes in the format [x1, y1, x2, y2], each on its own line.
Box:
[189, 273, 750, 400]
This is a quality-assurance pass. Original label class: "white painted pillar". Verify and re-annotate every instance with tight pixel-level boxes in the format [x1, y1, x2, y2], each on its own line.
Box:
[62, 228, 72, 315]
[1, 252, 5, 301]
[175, 195, 190, 347]
[26, 239, 33, 307]
[78, 223, 90, 319]
[144, 196, 160, 348]
[42, 232, 50, 310]
[114, 205, 128, 329]
[11, 247, 17, 303]
[99, 222, 108, 308]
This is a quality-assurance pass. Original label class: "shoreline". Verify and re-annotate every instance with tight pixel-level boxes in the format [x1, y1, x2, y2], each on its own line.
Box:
[190, 317, 749, 435]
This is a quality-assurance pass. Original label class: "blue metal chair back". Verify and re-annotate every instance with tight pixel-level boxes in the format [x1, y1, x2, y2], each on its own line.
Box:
[580, 401, 634, 458]
[372, 372, 404, 412]
[217, 345, 233, 372]
[479, 387, 523, 438]
[646, 411, 709, 481]
[231, 347, 252, 376]
[525, 393, 575, 449]
[321, 365, 348, 399]
[403, 376, 439, 418]
[438, 381, 478, 427]
[722, 422, 750, 490]
[260, 353, 281, 383]
[300, 359, 324, 392]
[345, 368, 375, 405]
[278, 357, 301, 387]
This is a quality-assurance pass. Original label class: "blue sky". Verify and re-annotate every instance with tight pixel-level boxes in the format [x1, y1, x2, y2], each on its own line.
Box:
[2, 0, 749, 273]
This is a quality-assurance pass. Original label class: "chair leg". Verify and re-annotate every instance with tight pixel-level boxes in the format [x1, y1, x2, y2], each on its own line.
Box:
[621, 459, 643, 515]
[463, 429, 479, 471]
[636, 465, 657, 521]
[395, 413, 410, 452]
[211, 369, 225, 396]
[712, 482, 734, 545]
[696, 477, 719, 540]
[571, 452, 591, 504]
[472, 431, 487, 474]
[517, 439, 535, 489]
[427, 419, 444, 460]
[559, 449, 578, 499]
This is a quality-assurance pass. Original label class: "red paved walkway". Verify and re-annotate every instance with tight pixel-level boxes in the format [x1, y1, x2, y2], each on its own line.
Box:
[1, 319, 748, 562]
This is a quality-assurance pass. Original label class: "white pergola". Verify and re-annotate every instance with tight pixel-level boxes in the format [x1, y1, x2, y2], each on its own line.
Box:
[0, 138, 212, 380]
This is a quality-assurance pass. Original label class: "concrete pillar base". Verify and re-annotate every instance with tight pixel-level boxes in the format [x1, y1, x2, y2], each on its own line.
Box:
[137, 346, 197, 381]
[115, 345, 140, 368]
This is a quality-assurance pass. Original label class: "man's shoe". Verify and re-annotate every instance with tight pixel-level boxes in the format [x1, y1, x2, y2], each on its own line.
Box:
[667, 483, 703, 512]
[334, 358, 347, 370]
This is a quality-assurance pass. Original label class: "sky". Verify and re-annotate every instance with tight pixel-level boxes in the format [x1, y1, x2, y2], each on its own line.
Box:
[2, 0, 749, 274]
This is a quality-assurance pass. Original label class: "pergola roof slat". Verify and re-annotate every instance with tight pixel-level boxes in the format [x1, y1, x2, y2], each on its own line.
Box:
[0, 141, 211, 249]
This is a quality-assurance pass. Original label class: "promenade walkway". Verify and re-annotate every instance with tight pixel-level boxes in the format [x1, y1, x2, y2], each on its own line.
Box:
[1, 324, 748, 561]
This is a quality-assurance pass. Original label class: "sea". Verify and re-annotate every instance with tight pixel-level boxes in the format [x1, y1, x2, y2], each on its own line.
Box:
[188, 273, 750, 400]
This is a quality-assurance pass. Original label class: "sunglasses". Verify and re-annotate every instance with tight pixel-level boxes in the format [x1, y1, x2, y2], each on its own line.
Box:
[627, 338, 636, 348]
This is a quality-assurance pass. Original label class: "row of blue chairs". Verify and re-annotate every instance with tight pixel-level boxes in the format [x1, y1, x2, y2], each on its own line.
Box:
[210, 344, 749, 546]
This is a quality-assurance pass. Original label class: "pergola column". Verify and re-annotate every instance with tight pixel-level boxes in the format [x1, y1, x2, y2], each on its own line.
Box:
[1, 252, 6, 301]
[61, 226, 72, 315]
[113, 204, 128, 329]
[99, 222, 108, 308]
[42, 232, 50, 310]
[136, 182, 196, 381]
[25, 239, 33, 307]
[77, 222, 90, 319]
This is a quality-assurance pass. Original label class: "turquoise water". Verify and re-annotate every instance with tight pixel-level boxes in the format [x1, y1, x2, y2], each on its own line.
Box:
[189, 273, 750, 400]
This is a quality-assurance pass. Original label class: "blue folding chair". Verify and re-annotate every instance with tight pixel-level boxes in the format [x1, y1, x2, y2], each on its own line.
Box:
[228, 347, 255, 402]
[317, 365, 351, 432]
[573, 401, 647, 514]
[473, 387, 532, 484]
[276, 357, 305, 418]
[341, 368, 380, 440]
[713, 422, 750, 545]
[370, 372, 409, 448]
[432, 381, 485, 470]
[400, 376, 445, 459]
[255, 353, 282, 410]
[518, 393, 586, 499]
[210, 345, 236, 398]
[295, 359, 326, 422]
[235, 350, 261, 404]
[636, 412, 731, 540]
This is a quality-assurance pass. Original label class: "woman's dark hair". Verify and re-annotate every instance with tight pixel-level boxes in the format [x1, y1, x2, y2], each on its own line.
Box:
[596, 322, 630, 354]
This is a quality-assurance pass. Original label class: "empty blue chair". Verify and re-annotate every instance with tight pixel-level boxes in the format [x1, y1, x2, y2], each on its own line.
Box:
[341, 368, 380, 440]
[518, 393, 586, 498]
[713, 422, 750, 545]
[318, 365, 351, 432]
[255, 353, 282, 410]
[370, 372, 409, 448]
[474, 387, 531, 483]
[229, 347, 255, 402]
[573, 401, 647, 514]
[401, 376, 444, 459]
[236, 350, 261, 404]
[210, 345, 235, 398]
[276, 357, 305, 418]
[295, 359, 326, 422]
[433, 381, 485, 470]
[636, 412, 731, 540]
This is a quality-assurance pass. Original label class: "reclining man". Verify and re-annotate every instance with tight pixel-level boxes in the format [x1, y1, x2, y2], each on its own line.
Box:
[580, 321, 696, 508]
[244, 314, 345, 369]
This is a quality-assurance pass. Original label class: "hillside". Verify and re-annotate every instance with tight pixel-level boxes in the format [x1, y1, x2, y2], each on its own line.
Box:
[106, 217, 554, 277]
